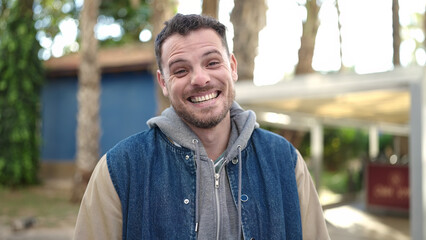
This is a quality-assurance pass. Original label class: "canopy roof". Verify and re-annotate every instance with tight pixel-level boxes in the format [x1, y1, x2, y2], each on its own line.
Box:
[236, 66, 423, 135]
[44, 44, 154, 77]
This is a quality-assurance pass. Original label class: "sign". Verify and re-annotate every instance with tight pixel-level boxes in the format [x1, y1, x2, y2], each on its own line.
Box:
[366, 164, 409, 211]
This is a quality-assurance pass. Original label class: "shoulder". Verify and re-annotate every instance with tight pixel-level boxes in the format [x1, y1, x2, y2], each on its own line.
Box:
[105, 128, 163, 196]
[253, 128, 285, 138]
[252, 128, 294, 148]
[113, 128, 157, 146]
[107, 127, 164, 155]
[106, 128, 166, 172]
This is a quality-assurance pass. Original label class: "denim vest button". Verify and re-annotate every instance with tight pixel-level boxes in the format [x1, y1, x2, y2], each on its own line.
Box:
[241, 194, 249, 202]
[232, 158, 238, 164]
[184, 199, 189, 204]
[185, 155, 190, 160]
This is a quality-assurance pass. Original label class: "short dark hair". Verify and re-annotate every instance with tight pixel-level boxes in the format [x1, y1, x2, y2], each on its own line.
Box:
[154, 13, 229, 74]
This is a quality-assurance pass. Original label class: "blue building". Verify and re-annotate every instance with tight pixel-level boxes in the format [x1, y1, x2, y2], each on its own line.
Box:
[41, 45, 157, 177]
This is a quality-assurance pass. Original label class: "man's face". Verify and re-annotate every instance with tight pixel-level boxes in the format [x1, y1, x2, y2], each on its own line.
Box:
[157, 29, 238, 129]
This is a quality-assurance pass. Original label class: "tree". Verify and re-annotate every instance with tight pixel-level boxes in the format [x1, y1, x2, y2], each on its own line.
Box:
[34, 0, 151, 58]
[202, 0, 219, 19]
[231, 0, 267, 81]
[149, 0, 178, 114]
[0, 0, 44, 186]
[335, 0, 346, 72]
[392, 0, 401, 66]
[97, 0, 151, 46]
[295, 0, 320, 75]
[71, 0, 101, 202]
[424, 5, 426, 49]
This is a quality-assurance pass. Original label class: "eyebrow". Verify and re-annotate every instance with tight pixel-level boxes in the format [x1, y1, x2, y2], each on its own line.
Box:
[203, 49, 222, 58]
[168, 58, 188, 70]
[168, 49, 223, 69]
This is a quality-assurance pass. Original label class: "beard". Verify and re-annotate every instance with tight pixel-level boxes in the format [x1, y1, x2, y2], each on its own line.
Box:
[172, 87, 235, 129]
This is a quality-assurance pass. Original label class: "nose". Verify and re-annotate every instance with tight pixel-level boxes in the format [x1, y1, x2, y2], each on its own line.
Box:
[191, 67, 210, 86]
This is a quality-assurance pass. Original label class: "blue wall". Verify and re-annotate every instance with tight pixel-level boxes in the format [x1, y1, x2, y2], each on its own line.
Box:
[41, 70, 157, 161]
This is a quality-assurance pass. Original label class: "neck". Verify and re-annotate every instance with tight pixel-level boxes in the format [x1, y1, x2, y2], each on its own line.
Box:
[188, 112, 231, 160]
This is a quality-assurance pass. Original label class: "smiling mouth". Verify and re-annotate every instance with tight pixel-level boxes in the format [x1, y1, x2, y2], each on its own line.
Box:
[189, 91, 219, 103]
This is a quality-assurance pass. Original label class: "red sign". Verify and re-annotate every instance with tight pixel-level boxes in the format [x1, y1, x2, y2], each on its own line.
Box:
[366, 164, 409, 211]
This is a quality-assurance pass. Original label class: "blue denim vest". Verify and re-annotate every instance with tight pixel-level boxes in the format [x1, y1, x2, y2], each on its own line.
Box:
[107, 127, 302, 240]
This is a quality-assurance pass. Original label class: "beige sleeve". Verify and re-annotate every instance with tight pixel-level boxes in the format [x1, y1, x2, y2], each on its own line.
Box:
[295, 151, 330, 240]
[73, 154, 123, 240]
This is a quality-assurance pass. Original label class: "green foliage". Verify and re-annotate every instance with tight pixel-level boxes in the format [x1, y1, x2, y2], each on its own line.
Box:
[321, 170, 349, 194]
[262, 124, 368, 170]
[321, 169, 363, 194]
[0, 0, 44, 186]
[378, 133, 393, 152]
[322, 127, 368, 170]
[261, 124, 367, 193]
[98, 0, 151, 46]
[33, 0, 152, 54]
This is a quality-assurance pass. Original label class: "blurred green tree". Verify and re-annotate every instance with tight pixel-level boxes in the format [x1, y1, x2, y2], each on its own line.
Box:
[0, 0, 44, 186]
[33, 0, 152, 59]
[322, 127, 368, 171]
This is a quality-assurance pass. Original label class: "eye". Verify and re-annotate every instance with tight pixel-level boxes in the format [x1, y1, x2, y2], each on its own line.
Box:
[173, 68, 188, 77]
[207, 61, 220, 68]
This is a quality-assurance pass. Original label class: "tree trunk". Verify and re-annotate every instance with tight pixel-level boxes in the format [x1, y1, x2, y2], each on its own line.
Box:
[295, 0, 320, 75]
[392, 0, 400, 66]
[335, 0, 346, 72]
[130, 0, 140, 9]
[231, 0, 267, 81]
[424, 5, 426, 49]
[150, 0, 177, 114]
[292, 0, 320, 150]
[72, 0, 101, 203]
[202, 0, 219, 19]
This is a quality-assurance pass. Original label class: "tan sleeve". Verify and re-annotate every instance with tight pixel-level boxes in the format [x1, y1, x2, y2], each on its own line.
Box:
[295, 151, 330, 240]
[73, 154, 123, 240]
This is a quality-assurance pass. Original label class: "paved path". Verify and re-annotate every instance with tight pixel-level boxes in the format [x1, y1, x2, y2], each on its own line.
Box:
[1, 226, 73, 240]
[325, 203, 410, 240]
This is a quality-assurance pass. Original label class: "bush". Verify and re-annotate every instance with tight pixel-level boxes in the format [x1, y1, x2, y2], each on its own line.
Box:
[0, 1, 44, 186]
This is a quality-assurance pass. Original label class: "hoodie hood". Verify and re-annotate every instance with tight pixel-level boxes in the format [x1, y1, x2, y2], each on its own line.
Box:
[146, 101, 259, 159]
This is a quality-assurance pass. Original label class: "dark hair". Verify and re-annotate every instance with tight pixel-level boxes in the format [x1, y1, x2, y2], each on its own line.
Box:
[154, 13, 229, 73]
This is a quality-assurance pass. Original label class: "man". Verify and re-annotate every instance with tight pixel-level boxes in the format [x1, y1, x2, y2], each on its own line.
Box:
[74, 13, 330, 240]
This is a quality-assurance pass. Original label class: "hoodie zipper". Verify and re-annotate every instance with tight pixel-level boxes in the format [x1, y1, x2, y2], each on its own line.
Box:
[214, 168, 221, 240]
[214, 173, 220, 188]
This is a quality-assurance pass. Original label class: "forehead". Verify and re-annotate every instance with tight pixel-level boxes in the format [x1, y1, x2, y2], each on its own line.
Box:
[161, 29, 225, 62]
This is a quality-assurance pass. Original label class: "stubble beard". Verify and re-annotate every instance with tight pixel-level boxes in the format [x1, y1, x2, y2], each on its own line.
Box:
[173, 88, 235, 129]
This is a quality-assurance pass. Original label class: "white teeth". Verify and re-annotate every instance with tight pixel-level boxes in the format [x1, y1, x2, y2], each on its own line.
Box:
[191, 92, 218, 103]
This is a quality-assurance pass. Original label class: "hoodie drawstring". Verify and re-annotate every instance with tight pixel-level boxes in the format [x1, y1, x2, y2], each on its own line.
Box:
[193, 140, 244, 239]
[193, 139, 201, 234]
[237, 145, 243, 240]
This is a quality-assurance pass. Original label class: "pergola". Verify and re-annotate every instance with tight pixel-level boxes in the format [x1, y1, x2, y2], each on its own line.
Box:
[236, 66, 425, 239]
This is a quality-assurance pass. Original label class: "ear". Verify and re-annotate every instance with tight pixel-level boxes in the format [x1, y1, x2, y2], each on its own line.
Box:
[230, 54, 238, 82]
[157, 70, 169, 97]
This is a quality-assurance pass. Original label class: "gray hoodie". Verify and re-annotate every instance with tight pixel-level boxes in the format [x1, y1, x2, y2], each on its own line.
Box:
[147, 101, 258, 240]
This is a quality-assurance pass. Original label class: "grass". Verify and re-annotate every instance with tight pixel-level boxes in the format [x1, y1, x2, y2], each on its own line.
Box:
[0, 183, 80, 229]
